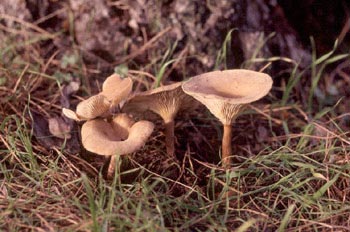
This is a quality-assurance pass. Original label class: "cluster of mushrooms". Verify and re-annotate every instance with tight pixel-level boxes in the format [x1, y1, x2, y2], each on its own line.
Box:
[63, 69, 272, 178]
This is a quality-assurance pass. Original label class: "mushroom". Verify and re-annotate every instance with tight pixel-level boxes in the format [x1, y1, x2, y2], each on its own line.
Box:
[182, 69, 272, 168]
[62, 73, 133, 121]
[81, 113, 154, 179]
[101, 73, 133, 108]
[122, 82, 197, 157]
[62, 94, 111, 121]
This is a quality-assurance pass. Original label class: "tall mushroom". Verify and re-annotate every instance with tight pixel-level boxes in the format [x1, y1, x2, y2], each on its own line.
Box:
[62, 73, 133, 121]
[182, 69, 272, 168]
[122, 82, 196, 157]
[81, 113, 154, 179]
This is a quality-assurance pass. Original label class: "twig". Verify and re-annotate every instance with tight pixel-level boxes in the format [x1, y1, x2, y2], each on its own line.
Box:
[249, 104, 282, 125]
[313, 122, 350, 145]
[114, 27, 172, 65]
[12, 64, 29, 94]
[0, 14, 56, 39]
[34, 7, 66, 25]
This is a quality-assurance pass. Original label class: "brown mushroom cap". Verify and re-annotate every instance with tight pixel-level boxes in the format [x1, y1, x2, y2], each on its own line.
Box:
[62, 73, 133, 121]
[76, 94, 111, 119]
[110, 113, 135, 140]
[62, 94, 110, 121]
[122, 82, 196, 123]
[182, 69, 273, 125]
[81, 114, 154, 156]
[122, 82, 197, 157]
[102, 73, 133, 107]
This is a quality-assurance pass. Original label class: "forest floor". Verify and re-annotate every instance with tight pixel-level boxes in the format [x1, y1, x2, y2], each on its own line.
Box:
[1, 1, 350, 231]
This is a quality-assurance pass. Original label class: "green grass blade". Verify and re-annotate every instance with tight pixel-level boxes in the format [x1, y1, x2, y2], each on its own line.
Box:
[312, 173, 340, 200]
[215, 28, 235, 69]
[154, 59, 177, 88]
[235, 218, 257, 232]
[82, 174, 99, 232]
[277, 204, 295, 232]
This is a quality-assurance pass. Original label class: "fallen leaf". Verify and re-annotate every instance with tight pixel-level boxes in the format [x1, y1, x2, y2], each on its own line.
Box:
[48, 117, 72, 139]
[32, 112, 80, 153]
[256, 125, 268, 142]
[60, 80, 80, 108]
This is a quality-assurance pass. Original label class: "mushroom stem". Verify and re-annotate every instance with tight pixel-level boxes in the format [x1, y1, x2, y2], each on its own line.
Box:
[107, 155, 116, 179]
[222, 124, 232, 168]
[164, 120, 175, 157]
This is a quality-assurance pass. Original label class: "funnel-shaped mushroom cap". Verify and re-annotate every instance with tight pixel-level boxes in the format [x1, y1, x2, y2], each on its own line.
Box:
[81, 114, 154, 156]
[182, 69, 272, 125]
[62, 73, 133, 121]
[63, 94, 110, 121]
[122, 82, 197, 123]
[111, 113, 135, 140]
[102, 74, 133, 107]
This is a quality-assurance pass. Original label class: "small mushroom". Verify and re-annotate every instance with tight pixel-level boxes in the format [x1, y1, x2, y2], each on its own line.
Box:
[62, 94, 111, 121]
[182, 69, 272, 168]
[62, 74, 133, 121]
[122, 82, 196, 157]
[81, 113, 154, 179]
[102, 73, 133, 108]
